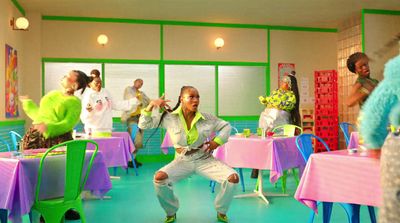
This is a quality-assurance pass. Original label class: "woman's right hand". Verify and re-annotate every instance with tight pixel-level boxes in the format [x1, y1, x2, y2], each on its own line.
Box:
[146, 95, 171, 111]
[151, 95, 171, 107]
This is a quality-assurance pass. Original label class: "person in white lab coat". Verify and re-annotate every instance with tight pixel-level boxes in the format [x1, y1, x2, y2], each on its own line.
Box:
[81, 77, 139, 137]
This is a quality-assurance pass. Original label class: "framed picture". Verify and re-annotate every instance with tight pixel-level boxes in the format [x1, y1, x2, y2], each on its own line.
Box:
[5, 44, 19, 118]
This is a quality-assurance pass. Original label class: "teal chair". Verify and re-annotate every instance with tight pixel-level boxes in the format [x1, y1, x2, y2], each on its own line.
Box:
[9, 131, 22, 151]
[339, 122, 356, 147]
[0, 138, 10, 152]
[0, 209, 6, 223]
[30, 140, 98, 223]
[128, 124, 139, 176]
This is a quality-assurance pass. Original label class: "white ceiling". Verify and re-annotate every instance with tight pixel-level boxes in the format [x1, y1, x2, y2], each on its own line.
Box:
[18, 0, 400, 28]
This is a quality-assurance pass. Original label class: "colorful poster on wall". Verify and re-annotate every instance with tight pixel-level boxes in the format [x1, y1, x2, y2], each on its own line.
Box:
[5, 44, 19, 118]
[278, 63, 295, 84]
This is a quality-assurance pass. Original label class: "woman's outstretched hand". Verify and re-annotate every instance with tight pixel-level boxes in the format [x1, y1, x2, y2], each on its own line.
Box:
[146, 95, 171, 111]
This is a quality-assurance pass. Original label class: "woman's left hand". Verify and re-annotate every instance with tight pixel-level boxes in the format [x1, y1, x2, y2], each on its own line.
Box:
[34, 123, 47, 133]
[204, 140, 219, 154]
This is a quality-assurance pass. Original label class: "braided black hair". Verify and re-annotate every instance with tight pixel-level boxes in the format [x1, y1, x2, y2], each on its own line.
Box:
[288, 72, 301, 127]
[158, 86, 195, 126]
[346, 52, 368, 73]
[143, 86, 195, 148]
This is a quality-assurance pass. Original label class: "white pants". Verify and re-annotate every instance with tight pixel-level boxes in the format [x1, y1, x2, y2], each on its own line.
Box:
[154, 151, 238, 216]
[259, 108, 291, 132]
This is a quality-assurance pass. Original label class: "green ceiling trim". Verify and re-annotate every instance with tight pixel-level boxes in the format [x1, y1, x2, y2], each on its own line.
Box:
[42, 15, 268, 29]
[42, 15, 337, 32]
[42, 58, 268, 67]
[363, 9, 400, 15]
[42, 58, 161, 64]
[11, 0, 25, 16]
[362, 8, 400, 52]
[164, 60, 267, 66]
[268, 25, 337, 33]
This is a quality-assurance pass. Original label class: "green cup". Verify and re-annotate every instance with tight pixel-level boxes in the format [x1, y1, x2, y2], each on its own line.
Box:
[243, 128, 251, 137]
[256, 128, 263, 136]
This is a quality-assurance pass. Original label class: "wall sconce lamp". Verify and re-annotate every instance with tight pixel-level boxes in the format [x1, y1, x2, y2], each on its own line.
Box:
[10, 17, 29, 30]
[97, 34, 108, 46]
[214, 37, 224, 50]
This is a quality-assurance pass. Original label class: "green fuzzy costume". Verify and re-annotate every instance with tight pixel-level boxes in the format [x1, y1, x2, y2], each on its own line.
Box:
[22, 91, 82, 139]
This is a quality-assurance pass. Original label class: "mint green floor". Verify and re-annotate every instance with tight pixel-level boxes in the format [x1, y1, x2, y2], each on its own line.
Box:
[22, 162, 376, 223]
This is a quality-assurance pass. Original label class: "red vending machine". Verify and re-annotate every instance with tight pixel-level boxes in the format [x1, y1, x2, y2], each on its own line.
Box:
[314, 70, 338, 152]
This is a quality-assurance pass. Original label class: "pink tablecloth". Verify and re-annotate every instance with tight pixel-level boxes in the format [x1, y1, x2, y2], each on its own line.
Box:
[219, 135, 305, 184]
[161, 133, 173, 154]
[0, 150, 111, 222]
[348, 132, 359, 149]
[87, 132, 136, 168]
[294, 150, 381, 213]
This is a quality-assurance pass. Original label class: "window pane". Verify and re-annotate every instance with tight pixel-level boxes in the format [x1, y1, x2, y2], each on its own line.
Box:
[165, 65, 215, 115]
[218, 66, 266, 116]
[104, 64, 159, 117]
[44, 62, 101, 93]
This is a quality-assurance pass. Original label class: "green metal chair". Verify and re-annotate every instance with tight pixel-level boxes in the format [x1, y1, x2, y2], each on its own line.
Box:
[272, 124, 302, 193]
[272, 124, 303, 136]
[30, 140, 98, 223]
[255, 124, 303, 193]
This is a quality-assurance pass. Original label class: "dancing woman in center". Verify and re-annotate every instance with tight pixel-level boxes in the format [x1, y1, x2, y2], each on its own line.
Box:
[139, 86, 239, 223]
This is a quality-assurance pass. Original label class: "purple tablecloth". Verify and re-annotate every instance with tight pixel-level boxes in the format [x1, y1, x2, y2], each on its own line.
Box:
[219, 135, 305, 183]
[111, 132, 136, 154]
[0, 150, 111, 223]
[87, 132, 135, 168]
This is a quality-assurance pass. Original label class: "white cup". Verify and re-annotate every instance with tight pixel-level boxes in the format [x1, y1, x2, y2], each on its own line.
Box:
[72, 130, 77, 139]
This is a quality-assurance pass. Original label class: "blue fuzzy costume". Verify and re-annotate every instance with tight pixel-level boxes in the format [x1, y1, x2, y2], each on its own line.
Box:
[359, 55, 400, 149]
